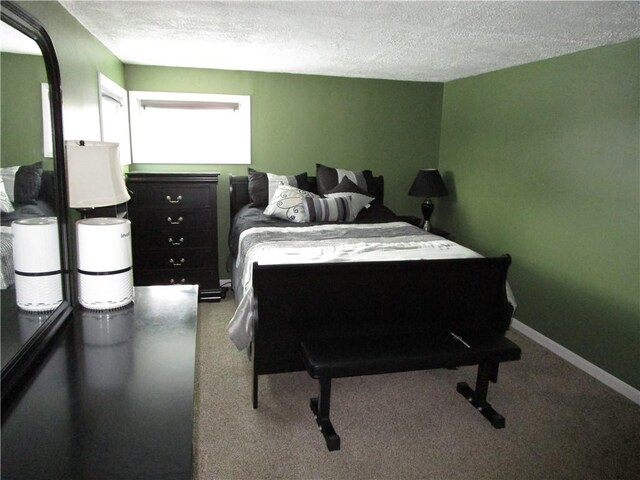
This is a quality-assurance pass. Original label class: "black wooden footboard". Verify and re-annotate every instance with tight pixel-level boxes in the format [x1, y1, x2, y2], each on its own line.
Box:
[251, 255, 513, 408]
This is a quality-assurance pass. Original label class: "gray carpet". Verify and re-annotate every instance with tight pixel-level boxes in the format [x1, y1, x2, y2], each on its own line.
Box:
[192, 294, 640, 480]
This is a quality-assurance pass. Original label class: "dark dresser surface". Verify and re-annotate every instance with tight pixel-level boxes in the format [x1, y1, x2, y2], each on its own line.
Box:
[126, 172, 221, 302]
[1, 285, 199, 480]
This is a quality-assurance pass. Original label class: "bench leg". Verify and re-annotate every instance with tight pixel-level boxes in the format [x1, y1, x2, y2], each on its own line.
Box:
[456, 362, 506, 429]
[310, 377, 341, 451]
[490, 361, 500, 383]
[252, 370, 258, 409]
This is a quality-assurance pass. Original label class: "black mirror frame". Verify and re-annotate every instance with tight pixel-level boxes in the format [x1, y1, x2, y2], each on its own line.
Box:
[1, 1, 73, 407]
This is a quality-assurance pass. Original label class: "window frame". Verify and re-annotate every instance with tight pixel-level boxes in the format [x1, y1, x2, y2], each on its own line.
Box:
[41, 82, 52, 158]
[128, 90, 251, 165]
[98, 73, 131, 165]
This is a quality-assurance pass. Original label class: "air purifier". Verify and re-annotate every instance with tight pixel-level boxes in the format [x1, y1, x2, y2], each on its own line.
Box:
[12, 217, 63, 312]
[76, 217, 133, 310]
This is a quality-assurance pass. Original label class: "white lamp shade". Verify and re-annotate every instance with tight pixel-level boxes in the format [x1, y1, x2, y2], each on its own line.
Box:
[65, 140, 130, 208]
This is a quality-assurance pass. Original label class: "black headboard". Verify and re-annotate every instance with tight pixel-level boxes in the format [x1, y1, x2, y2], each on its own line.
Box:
[229, 174, 384, 221]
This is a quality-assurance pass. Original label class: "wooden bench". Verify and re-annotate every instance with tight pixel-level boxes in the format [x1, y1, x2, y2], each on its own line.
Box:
[300, 331, 521, 451]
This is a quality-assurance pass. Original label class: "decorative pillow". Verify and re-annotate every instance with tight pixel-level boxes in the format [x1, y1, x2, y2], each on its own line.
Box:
[324, 177, 376, 221]
[264, 183, 318, 223]
[13, 162, 43, 205]
[315, 163, 374, 196]
[304, 196, 352, 222]
[248, 168, 311, 207]
[38, 170, 56, 207]
[0, 165, 20, 202]
[0, 179, 15, 213]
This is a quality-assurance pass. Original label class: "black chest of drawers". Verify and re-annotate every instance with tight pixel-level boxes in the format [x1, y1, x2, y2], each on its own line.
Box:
[126, 172, 221, 301]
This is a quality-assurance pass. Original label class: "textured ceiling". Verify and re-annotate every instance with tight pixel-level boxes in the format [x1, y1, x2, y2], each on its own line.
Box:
[58, 1, 639, 82]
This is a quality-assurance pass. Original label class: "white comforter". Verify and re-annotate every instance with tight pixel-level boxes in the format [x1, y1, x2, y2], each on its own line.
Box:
[1, 226, 14, 289]
[227, 222, 514, 350]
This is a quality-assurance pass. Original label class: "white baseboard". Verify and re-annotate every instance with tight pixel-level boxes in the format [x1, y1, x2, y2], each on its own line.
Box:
[511, 319, 640, 406]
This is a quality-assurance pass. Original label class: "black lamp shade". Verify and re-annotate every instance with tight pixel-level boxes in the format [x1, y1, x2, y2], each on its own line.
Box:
[408, 169, 449, 198]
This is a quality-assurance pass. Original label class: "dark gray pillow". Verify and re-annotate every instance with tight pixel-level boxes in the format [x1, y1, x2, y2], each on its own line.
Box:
[38, 170, 56, 206]
[315, 163, 374, 196]
[248, 168, 311, 207]
[14, 162, 43, 205]
[324, 176, 370, 196]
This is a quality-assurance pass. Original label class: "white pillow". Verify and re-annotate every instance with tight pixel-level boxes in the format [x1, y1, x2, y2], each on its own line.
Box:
[264, 184, 318, 223]
[325, 191, 375, 221]
[0, 165, 20, 202]
[0, 178, 15, 213]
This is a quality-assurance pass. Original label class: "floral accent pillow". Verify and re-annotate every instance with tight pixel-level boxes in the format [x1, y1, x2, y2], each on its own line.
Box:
[263, 184, 318, 223]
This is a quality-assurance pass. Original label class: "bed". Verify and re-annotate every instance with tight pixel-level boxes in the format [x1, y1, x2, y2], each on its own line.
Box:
[1, 164, 57, 289]
[226, 166, 516, 407]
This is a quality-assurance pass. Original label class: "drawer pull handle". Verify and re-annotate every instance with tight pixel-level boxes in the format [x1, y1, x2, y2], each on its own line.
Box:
[166, 195, 182, 204]
[169, 258, 185, 266]
[170, 278, 186, 284]
[167, 216, 183, 225]
[168, 237, 184, 246]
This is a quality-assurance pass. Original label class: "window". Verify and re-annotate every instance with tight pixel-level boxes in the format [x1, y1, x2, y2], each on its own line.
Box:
[98, 73, 131, 165]
[41, 83, 52, 158]
[128, 91, 251, 164]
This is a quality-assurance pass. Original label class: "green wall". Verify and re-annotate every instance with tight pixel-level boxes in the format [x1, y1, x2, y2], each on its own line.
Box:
[438, 40, 640, 389]
[1, 52, 48, 168]
[125, 65, 443, 271]
[17, 1, 125, 141]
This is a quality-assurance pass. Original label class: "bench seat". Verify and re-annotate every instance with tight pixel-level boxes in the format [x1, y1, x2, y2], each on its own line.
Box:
[301, 332, 521, 379]
[300, 332, 522, 451]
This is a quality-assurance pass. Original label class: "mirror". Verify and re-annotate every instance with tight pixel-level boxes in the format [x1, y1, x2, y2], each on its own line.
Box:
[1, 1, 72, 405]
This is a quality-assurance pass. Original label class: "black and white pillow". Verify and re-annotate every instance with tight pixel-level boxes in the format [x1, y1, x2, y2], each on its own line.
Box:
[248, 168, 311, 207]
[315, 163, 374, 196]
[304, 196, 352, 222]
[0, 179, 14, 213]
[324, 177, 375, 221]
[264, 184, 318, 223]
[0, 165, 20, 203]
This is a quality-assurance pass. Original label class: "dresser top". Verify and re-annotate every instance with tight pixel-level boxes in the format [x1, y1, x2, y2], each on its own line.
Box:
[1, 285, 199, 479]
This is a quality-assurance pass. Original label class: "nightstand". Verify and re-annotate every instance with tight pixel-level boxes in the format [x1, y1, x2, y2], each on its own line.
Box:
[398, 216, 450, 239]
[429, 226, 451, 239]
[397, 215, 423, 228]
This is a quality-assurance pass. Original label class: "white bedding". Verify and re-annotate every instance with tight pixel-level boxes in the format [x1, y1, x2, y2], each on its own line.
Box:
[1, 225, 14, 289]
[227, 222, 515, 350]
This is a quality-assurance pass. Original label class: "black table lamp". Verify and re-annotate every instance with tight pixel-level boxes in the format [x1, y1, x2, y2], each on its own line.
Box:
[408, 169, 449, 231]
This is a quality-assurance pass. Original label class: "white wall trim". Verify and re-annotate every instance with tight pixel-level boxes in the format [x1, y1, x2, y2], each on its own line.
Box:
[511, 319, 640, 405]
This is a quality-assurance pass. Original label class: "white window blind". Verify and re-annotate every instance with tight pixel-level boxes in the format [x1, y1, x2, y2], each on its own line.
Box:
[129, 91, 251, 165]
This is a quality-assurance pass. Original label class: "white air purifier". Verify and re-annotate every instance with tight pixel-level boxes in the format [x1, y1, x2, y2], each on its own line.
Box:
[12, 217, 63, 312]
[76, 217, 133, 310]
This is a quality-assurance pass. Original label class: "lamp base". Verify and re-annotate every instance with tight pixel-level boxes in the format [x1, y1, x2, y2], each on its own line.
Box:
[421, 198, 434, 232]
